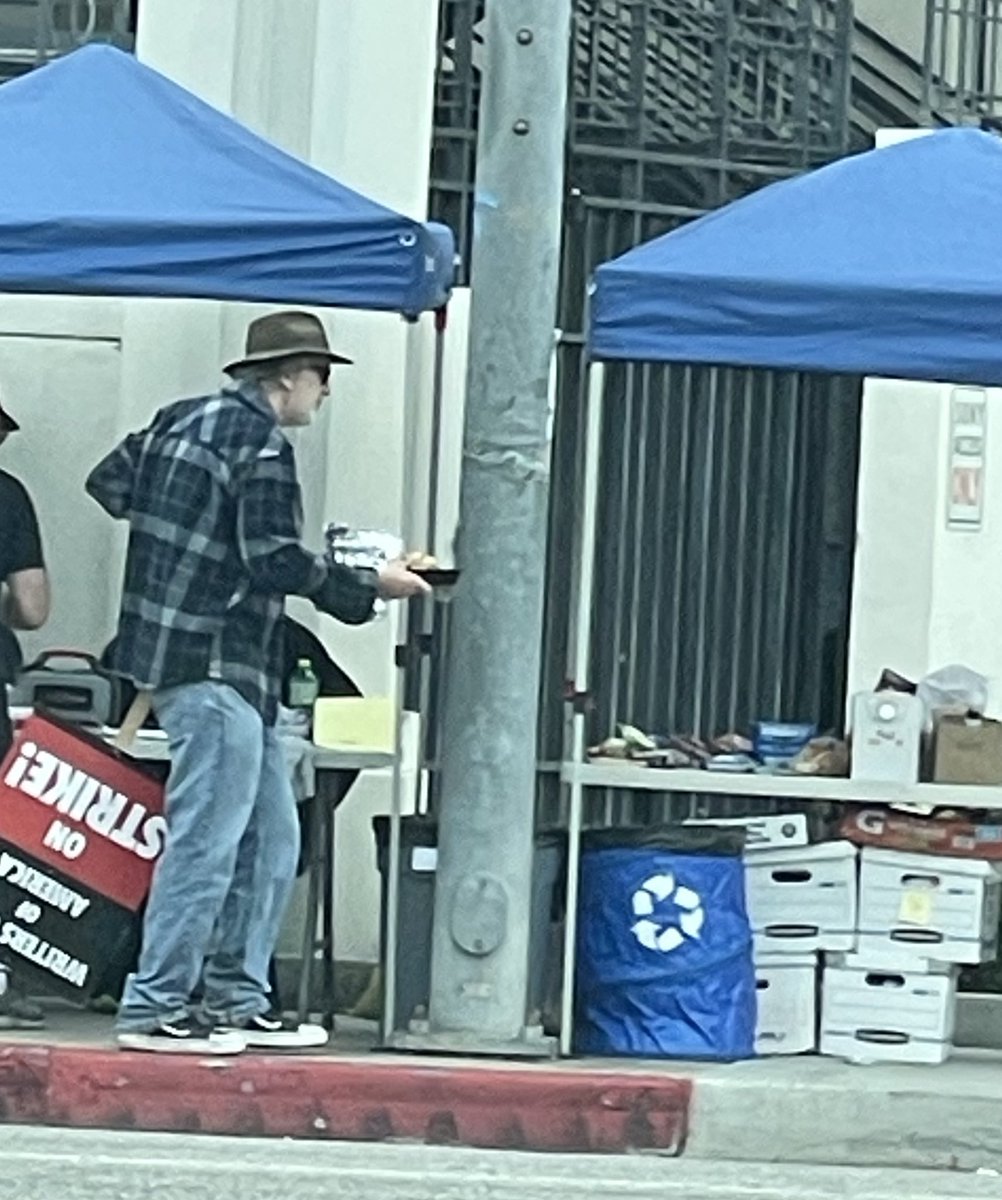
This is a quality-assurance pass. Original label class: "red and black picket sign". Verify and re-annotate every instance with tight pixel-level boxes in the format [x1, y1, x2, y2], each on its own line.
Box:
[0, 712, 165, 999]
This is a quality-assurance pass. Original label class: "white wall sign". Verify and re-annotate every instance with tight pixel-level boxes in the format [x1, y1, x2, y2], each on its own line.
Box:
[947, 387, 987, 531]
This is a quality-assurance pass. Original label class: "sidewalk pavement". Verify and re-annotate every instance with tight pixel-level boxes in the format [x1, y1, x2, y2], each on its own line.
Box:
[1, 1008, 1001, 1170]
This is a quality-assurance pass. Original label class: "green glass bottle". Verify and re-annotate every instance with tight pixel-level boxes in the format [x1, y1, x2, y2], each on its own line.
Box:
[288, 658, 319, 712]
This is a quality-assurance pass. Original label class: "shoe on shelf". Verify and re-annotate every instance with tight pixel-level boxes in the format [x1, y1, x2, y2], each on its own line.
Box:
[220, 1009, 328, 1050]
[117, 1015, 246, 1055]
[0, 990, 46, 1030]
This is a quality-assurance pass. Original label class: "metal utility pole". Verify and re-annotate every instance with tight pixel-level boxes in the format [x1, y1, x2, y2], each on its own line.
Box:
[418, 0, 571, 1052]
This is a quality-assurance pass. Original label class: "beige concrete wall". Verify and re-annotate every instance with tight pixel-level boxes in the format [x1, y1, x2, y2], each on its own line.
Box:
[847, 130, 1002, 718]
[855, 0, 926, 62]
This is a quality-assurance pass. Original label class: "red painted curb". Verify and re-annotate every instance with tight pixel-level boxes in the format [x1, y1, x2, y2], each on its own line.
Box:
[0, 1043, 691, 1154]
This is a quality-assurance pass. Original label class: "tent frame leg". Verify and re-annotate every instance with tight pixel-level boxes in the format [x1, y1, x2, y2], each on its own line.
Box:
[560, 361, 605, 1057]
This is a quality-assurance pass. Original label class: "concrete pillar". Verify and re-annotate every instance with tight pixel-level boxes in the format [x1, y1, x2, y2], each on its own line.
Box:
[848, 376, 1002, 715]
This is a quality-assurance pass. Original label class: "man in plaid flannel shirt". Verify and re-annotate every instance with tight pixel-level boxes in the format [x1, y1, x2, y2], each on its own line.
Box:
[87, 311, 429, 1055]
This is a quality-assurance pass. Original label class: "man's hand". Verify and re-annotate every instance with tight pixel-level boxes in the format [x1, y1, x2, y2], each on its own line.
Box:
[378, 558, 433, 600]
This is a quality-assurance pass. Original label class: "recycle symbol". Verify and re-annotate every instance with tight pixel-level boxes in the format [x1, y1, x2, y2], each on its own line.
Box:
[631, 873, 705, 953]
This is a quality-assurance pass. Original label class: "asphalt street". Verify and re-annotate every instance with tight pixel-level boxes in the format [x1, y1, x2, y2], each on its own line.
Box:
[0, 1126, 999, 1200]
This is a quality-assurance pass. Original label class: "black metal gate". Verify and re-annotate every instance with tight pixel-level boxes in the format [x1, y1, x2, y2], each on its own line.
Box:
[429, 1, 863, 801]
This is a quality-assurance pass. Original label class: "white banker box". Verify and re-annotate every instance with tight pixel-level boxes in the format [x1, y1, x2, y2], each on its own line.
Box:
[754, 953, 817, 1056]
[857, 848, 1002, 965]
[820, 955, 957, 1065]
[686, 813, 809, 852]
[745, 841, 857, 954]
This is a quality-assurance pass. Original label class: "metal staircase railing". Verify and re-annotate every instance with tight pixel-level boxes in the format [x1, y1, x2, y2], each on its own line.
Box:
[571, 0, 850, 160]
[569, 0, 926, 166]
[923, 0, 1002, 125]
[0, 0, 133, 84]
[432, 0, 937, 267]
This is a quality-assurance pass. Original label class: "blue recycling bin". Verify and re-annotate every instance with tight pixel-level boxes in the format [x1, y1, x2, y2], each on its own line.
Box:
[575, 827, 755, 1060]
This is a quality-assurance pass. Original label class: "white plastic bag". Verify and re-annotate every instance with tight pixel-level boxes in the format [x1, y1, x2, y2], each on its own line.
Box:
[916, 664, 989, 721]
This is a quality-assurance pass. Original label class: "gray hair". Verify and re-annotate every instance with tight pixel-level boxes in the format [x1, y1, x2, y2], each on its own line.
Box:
[229, 354, 329, 389]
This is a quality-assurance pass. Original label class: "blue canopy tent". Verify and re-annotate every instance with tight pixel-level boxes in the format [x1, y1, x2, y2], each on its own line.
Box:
[0, 43, 454, 312]
[0, 45, 456, 1046]
[559, 129, 1002, 1054]
[589, 128, 1002, 384]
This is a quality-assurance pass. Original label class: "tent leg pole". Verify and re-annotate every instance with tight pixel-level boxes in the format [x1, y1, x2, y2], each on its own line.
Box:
[426, 305, 448, 557]
[381, 603, 410, 1046]
[560, 727, 584, 1057]
[560, 361, 604, 1057]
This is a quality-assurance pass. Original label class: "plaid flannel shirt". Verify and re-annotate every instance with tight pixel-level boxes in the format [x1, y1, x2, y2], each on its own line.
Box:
[86, 381, 376, 724]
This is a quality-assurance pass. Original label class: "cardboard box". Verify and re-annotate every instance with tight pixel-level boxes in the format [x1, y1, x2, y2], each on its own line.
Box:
[934, 714, 1002, 785]
[841, 807, 1002, 861]
[857, 847, 1002, 965]
[745, 841, 858, 954]
[754, 953, 817, 1055]
[820, 959, 957, 1065]
[313, 696, 394, 751]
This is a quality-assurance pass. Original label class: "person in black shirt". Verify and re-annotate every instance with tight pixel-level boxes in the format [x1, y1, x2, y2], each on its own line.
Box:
[0, 399, 50, 1030]
[0, 402, 49, 753]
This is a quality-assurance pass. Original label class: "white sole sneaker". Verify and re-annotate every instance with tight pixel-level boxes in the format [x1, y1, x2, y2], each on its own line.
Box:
[229, 1022, 329, 1050]
[117, 1030, 247, 1055]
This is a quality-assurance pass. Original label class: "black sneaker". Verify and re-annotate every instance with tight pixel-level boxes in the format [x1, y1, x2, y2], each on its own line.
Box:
[221, 1009, 328, 1050]
[117, 1015, 246, 1055]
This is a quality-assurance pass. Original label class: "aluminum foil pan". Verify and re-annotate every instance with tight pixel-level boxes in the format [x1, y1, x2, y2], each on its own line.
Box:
[324, 523, 403, 573]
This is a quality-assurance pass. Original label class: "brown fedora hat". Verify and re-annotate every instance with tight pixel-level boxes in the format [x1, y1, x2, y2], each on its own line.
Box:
[223, 311, 353, 375]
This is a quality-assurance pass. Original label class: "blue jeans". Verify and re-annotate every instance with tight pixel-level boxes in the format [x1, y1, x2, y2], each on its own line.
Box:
[117, 682, 299, 1031]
